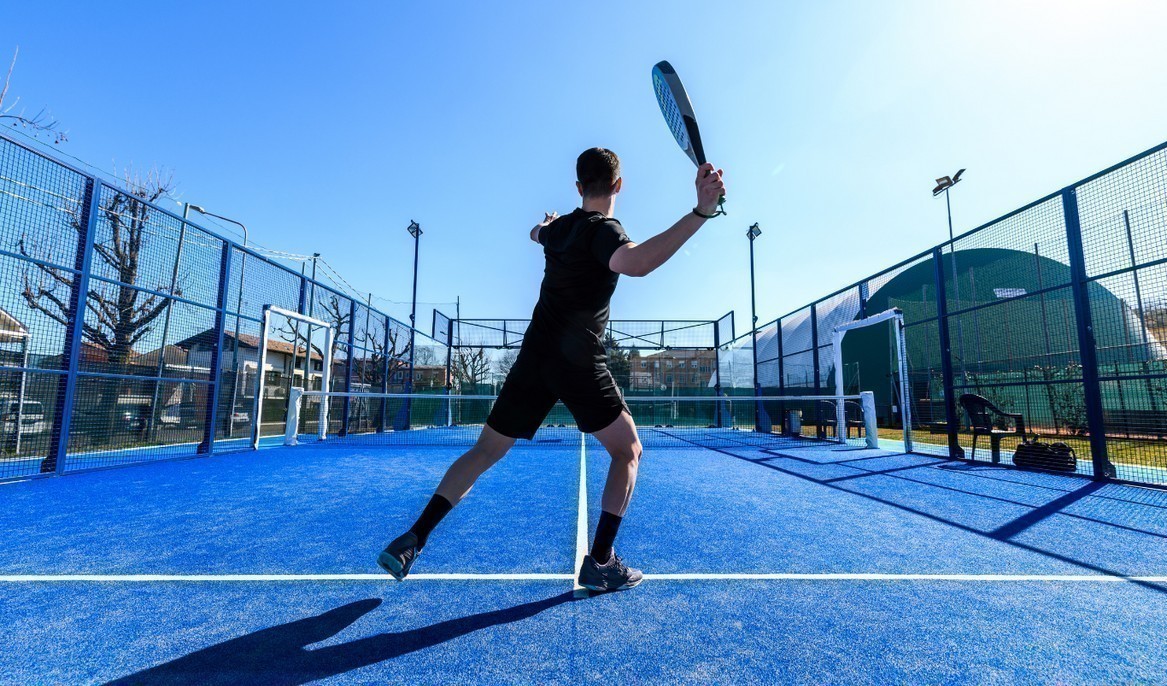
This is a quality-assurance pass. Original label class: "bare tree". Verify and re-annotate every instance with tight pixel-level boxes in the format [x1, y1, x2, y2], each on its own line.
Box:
[494, 348, 519, 379]
[1, 47, 66, 143]
[21, 170, 178, 370]
[371, 323, 410, 390]
[453, 347, 490, 392]
[19, 170, 177, 468]
[414, 345, 439, 366]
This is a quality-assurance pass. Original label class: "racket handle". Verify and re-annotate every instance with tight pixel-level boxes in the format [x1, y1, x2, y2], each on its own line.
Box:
[703, 168, 727, 216]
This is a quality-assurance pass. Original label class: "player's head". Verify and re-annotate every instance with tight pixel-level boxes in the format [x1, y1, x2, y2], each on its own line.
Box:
[576, 148, 622, 199]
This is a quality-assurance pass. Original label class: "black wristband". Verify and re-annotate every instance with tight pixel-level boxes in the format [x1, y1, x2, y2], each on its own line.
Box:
[692, 207, 720, 219]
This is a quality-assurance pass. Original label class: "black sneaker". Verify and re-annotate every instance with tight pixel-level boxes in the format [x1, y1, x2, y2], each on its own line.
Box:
[577, 551, 643, 592]
[377, 531, 421, 581]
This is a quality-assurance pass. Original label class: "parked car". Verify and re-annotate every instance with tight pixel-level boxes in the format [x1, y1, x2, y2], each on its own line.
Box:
[159, 404, 201, 428]
[1, 401, 48, 437]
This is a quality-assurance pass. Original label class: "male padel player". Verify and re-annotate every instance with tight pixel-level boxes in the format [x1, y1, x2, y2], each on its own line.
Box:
[378, 148, 726, 592]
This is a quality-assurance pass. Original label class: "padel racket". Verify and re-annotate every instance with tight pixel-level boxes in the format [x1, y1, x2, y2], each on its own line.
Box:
[651, 60, 725, 214]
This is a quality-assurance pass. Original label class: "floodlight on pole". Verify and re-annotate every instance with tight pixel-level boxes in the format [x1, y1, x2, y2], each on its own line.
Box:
[747, 223, 762, 429]
[406, 220, 422, 394]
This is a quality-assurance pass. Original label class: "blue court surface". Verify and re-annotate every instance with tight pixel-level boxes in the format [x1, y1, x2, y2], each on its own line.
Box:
[2, 433, 1166, 684]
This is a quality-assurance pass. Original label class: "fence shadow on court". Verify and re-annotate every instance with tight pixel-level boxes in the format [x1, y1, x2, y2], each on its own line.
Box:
[683, 435, 1167, 595]
[106, 591, 579, 685]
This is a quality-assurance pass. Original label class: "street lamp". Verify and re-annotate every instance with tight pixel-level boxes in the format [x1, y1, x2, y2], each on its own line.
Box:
[190, 204, 248, 247]
[406, 220, 422, 393]
[747, 223, 762, 429]
[190, 204, 250, 437]
[932, 169, 967, 384]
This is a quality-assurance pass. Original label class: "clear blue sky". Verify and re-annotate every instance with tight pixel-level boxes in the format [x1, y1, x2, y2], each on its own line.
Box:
[4, 1, 1166, 336]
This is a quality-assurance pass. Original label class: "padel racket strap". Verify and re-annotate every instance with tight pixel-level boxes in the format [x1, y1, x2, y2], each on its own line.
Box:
[692, 206, 724, 219]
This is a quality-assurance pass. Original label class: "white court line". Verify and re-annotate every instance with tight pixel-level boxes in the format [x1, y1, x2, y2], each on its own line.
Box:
[2, 573, 1165, 583]
[0, 574, 573, 582]
[573, 432, 589, 597]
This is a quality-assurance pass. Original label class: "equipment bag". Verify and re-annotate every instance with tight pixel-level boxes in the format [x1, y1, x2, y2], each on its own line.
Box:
[1012, 439, 1077, 473]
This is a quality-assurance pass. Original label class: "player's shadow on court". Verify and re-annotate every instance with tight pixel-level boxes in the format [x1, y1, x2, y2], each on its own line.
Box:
[106, 591, 579, 685]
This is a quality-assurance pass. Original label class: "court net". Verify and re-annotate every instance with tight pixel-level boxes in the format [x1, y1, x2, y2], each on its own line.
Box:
[283, 391, 880, 450]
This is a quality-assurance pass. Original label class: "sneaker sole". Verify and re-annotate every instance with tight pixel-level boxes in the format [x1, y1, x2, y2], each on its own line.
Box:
[580, 576, 643, 592]
[377, 551, 408, 581]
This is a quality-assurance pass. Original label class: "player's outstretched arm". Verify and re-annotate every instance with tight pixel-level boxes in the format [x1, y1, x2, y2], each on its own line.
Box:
[608, 164, 724, 277]
[530, 211, 559, 243]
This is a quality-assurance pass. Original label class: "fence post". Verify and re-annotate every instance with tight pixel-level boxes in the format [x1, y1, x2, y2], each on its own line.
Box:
[811, 303, 824, 438]
[378, 319, 390, 432]
[200, 243, 232, 454]
[445, 317, 454, 426]
[45, 177, 101, 474]
[712, 318, 722, 428]
[776, 316, 785, 433]
[751, 321, 761, 432]
[340, 299, 356, 437]
[933, 247, 963, 458]
[858, 281, 869, 319]
[1062, 188, 1115, 479]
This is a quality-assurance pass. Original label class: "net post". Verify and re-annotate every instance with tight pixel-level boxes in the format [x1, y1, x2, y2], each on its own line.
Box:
[286, 388, 303, 446]
[860, 391, 878, 449]
[320, 327, 334, 440]
[251, 306, 272, 450]
[894, 312, 913, 453]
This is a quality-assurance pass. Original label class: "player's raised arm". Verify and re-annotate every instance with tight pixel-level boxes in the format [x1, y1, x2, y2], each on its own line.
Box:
[608, 164, 724, 277]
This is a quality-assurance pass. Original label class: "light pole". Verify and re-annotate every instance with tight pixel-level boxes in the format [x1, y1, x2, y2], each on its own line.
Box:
[932, 170, 967, 387]
[406, 220, 422, 394]
[190, 204, 249, 437]
[747, 223, 762, 429]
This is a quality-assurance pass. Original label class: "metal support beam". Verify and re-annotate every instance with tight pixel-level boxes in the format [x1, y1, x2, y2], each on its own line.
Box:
[46, 177, 101, 474]
[811, 304, 823, 439]
[339, 299, 356, 437]
[200, 243, 233, 454]
[1062, 188, 1114, 479]
[933, 247, 963, 459]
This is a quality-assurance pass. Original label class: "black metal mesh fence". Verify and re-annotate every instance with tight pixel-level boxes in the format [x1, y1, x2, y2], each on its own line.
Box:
[441, 317, 727, 399]
[0, 132, 446, 480]
[745, 141, 1167, 486]
[3, 130, 1165, 487]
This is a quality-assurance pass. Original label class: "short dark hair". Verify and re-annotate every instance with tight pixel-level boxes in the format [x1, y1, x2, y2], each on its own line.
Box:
[576, 148, 621, 197]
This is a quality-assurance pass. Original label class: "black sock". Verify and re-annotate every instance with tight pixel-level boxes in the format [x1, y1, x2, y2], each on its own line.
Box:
[590, 511, 623, 564]
[408, 495, 453, 548]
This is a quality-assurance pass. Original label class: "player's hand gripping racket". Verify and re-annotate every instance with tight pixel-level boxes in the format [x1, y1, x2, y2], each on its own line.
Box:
[651, 60, 725, 216]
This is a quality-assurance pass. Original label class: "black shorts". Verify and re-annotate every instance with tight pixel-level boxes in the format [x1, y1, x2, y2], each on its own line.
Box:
[486, 346, 628, 439]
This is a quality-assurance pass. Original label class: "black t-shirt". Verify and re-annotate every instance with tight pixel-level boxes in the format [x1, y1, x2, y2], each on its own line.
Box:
[526, 208, 632, 364]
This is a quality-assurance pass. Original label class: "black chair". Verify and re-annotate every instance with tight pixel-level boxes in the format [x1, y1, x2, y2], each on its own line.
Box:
[958, 393, 1026, 464]
[821, 399, 866, 440]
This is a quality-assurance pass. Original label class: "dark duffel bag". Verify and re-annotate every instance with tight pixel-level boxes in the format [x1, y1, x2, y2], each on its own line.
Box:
[1012, 439, 1077, 473]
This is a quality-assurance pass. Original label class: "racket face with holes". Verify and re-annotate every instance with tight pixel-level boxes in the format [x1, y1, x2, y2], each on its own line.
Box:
[652, 60, 707, 167]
